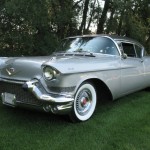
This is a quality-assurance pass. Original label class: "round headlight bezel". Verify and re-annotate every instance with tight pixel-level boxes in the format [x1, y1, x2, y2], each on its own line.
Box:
[43, 66, 57, 81]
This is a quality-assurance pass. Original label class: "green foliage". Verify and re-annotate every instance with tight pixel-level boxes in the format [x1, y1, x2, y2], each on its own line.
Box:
[103, 0, 150, 51]
[125, 15, 148, 44]
[0, 0, 149, 56]
[0, 0, 77, 56]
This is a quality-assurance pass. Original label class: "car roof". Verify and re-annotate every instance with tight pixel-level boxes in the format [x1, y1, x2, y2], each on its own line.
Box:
[67, 34, 142, 47]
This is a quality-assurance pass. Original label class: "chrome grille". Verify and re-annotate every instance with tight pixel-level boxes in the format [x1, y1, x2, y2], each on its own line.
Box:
[48, 86, 75, 93]
[0, 81, 43, 106]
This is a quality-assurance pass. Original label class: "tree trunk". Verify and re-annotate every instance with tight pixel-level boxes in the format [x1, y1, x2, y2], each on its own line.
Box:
[117, 10, 124, 35]
[97, 0, 110, 34]
[78, 0, 90, 34]
[106, 8, 115, 34]
[86, 0, 96, 32]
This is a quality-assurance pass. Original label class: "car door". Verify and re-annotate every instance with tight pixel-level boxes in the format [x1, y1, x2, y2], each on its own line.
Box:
[139, 46, 150, 87]
[120, 42, 145, 95]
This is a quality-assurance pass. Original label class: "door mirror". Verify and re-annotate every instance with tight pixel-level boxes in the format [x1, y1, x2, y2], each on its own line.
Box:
[122, 53, 127, 59]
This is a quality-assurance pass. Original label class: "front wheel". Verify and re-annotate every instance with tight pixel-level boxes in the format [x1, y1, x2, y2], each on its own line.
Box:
[70, 82, 97, 122]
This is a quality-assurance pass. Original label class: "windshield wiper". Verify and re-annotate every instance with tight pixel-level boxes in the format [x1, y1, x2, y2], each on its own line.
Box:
[73, 49, 95, 56]
[53, 49, 95, 57]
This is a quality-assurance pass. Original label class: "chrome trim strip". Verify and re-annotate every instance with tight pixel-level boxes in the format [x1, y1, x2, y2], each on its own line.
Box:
[0, 78, 25, 84]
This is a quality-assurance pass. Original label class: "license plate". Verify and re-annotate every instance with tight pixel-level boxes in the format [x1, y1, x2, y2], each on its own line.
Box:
[2, 92, 16, 106]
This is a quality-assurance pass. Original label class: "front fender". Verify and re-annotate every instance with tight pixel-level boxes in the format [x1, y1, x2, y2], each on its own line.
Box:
[74, 75, 104, 94]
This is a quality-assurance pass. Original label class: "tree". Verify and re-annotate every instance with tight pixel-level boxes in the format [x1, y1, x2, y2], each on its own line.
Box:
[0, 0, 77, 56]
[97, 0, 111, 34]
[86, 0, 96, 32]
[78, 0, 90, 34]
[0, 0, 150, 56]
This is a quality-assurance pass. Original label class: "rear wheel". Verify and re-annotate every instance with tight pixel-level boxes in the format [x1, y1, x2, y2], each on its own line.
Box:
[70, 82, 97, 122]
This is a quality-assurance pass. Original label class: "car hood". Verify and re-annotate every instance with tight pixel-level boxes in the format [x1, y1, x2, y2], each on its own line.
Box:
[0, 57, 9, 69]
[43, 55, 120, 74]
[0, 56, 50, 81]
[0, 55, 120, 81]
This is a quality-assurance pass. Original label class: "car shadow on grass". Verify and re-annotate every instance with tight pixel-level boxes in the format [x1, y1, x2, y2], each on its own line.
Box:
[0, 104, 71, 125]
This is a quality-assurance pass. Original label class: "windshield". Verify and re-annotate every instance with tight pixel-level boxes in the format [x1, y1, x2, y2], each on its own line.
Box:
[58, 37, 119, 56]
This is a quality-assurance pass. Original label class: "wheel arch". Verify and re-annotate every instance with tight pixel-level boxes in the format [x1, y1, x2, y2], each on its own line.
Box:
[74, 78, 113, 102]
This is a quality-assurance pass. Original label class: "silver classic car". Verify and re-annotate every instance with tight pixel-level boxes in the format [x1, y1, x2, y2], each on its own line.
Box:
[0, 35, 150, 122]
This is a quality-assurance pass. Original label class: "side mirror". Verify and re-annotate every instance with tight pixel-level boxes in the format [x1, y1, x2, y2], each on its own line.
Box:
[122, 53, 127, 59]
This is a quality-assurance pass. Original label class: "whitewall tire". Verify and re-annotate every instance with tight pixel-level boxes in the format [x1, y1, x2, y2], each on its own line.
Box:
[70, 82, 97, 122]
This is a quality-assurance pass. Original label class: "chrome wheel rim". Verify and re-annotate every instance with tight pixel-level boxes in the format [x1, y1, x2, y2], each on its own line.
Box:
[76, 89, 92, 116]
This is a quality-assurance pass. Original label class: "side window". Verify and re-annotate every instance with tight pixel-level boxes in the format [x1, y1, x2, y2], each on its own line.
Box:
[122, 43, 136, 57]
[134, 45, 142, 58]
[144, 49, 148, 56]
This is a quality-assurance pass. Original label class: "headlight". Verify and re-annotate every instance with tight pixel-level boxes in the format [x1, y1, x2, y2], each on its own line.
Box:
[43, 66, 57, 80]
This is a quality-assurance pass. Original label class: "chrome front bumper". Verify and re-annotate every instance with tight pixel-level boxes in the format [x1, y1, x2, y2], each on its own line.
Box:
[25, 80, 74, 103]
[1, 79, 74, 114]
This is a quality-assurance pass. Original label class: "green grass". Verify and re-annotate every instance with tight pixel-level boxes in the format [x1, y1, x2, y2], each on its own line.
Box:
[0, 91, 150, 150]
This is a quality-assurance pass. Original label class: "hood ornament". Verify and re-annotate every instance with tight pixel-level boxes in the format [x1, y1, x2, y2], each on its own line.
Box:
[6, 67, 16, 76]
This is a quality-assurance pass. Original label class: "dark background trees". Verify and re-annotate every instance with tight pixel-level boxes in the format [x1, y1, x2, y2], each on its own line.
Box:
[0, 0, 149, 56]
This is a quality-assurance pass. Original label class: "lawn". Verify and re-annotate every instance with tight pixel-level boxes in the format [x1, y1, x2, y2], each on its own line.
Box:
[0, 91, 150, 150]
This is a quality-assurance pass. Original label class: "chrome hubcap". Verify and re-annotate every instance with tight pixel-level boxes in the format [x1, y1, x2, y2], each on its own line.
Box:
[76, 89, 92, 116]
